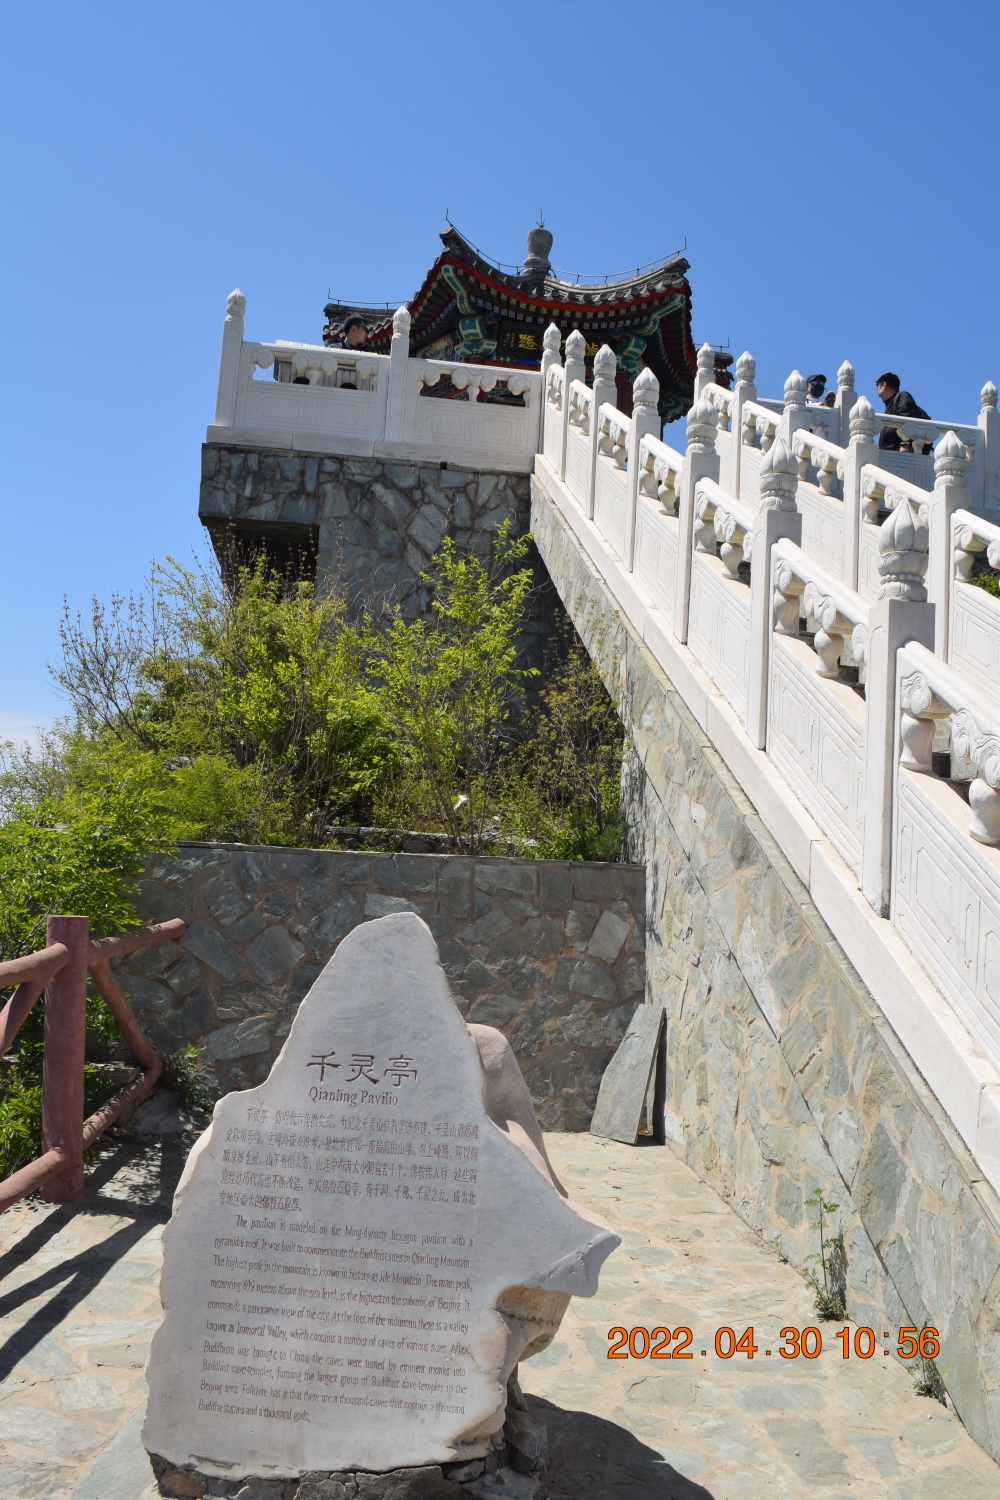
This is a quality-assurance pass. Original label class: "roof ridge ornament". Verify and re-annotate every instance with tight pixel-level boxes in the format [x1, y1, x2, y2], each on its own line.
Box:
[523, 225, 553, 279]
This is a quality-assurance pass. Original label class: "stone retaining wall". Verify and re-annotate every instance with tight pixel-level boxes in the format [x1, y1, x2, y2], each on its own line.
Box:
[531, 468, 1000, 1461]
[199, 444, 533, 618]
[125, 845, 644, 1131]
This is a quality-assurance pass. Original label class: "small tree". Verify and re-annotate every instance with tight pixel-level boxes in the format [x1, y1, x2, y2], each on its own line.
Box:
[502, 619, 625, 860]
[366, 525, 537, 854]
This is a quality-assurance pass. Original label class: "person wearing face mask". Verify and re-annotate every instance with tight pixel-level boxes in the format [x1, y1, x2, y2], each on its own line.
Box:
[876, 372, 932, 454]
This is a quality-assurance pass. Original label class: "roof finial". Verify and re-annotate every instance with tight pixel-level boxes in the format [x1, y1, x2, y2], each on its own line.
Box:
[524, 224, 553, 278]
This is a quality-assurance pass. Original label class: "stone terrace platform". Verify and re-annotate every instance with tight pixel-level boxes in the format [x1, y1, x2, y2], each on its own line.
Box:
[1, 1128, 996, 1500]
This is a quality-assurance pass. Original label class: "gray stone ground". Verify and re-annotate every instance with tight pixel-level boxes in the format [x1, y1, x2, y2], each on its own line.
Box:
[2, 1128, 996, 1499]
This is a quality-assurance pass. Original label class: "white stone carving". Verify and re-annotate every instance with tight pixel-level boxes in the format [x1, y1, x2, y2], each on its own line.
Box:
[226, 288, 246, 320]
[565, 328, 586, 362]
[638, 434, 684, 517]
[143, 915, 618, 1477]
[689, 548, 752, 722]
[850, 394, 878, 442]
[543, 323, 562, 354]
[392, 305, 411, 337]
[686, 393, 719, 455]
[783, 369, 807, 410]
[768, 632, 866, 876]
[877, 494, 929, 601]
[837, 360, 855, 391]
[594, 344, 617, 381]
[735, 350, 756, 386]
[758, 437, 798, 512]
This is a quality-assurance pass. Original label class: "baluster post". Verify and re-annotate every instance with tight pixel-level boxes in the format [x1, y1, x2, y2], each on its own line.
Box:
[624, 367, 661, 572]
[841, 395, 878, 590]
[834, 360, 857, 447]
[41, 915, 89, 1202]
[213, 289, 245, 428]
[587, 344, 617, 521]
[384, 306, 410, 445]
[779, 369, 809, 449]
[859, 500, 935, 915]
[730, 351, 756, 498]
[560, 331, 586, 482]
[694, 342, 715, 400]
[539, 323, 562, 456]
[927, 431, 970, 659]
[745, 440, 801, 748]
[673, 396, 719, 642]
[980, 381, 999, 513]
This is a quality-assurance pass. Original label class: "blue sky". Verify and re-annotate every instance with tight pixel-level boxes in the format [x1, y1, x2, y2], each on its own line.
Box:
[2, 0, 997, 737]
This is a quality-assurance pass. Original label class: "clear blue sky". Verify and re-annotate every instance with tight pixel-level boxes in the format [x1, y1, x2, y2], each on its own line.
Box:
[2, 1, 997, 739]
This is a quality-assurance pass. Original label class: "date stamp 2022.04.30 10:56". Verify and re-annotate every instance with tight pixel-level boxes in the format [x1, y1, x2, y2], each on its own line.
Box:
[607, 1326, 942, 1362]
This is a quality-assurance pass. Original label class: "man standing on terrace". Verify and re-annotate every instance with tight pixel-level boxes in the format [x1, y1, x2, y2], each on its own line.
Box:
[876, 372, 933, 453]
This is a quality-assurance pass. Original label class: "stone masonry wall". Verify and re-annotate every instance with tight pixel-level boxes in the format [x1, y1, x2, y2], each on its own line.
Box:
[531, 468, 1000, 1461]
[199, 444, 537, 619]
[124, 845, 644, 1132]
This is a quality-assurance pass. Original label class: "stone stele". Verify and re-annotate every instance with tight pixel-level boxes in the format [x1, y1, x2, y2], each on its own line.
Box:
[143, 913, 619, 1479]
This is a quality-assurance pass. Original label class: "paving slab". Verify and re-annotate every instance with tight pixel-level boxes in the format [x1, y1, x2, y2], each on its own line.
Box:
[1, 1129, 997, 1499]
[520, 1133, 1000, 1499]
[0, 1136, 189, 1500]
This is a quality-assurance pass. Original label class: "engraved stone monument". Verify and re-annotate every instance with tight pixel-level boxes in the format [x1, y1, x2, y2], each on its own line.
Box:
[143, 913, 618, 1492]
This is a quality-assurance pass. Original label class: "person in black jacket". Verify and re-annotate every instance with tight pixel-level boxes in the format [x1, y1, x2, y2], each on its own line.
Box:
[876, 372, 933, 454]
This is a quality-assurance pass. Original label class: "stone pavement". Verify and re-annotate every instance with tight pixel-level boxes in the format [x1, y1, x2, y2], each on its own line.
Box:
[0, 1127, 997, 1499]
[522, 1135, 999, 1499]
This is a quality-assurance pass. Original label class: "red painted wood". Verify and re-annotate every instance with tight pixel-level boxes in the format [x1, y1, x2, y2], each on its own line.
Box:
[40, 915, 89, 1203]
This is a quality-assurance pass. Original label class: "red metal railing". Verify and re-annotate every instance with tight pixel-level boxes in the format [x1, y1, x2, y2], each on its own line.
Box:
[0, 915, 186, 1212]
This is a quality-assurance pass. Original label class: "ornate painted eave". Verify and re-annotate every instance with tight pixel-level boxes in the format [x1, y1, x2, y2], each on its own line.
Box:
[323, 224, 700, 423]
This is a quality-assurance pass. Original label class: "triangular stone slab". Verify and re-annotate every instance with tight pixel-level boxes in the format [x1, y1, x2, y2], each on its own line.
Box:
[143, 913, 618, 1478]
[589, 1005, 665, 1145]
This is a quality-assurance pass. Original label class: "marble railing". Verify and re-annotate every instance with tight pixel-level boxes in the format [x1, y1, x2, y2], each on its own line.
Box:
[538, 336, 1000, 1190]
[209, 291, 542, 473]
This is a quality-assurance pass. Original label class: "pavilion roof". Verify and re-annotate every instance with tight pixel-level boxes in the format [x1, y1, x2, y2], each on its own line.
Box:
[323, 224, 700, 423]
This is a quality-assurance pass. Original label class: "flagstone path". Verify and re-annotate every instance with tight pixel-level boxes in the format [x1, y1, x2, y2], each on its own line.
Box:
[0, 1124, 996, 1499]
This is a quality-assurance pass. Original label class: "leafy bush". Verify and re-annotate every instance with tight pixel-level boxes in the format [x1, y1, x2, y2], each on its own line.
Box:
[365, 525, 538, 854]
[500, 620, 625, 860]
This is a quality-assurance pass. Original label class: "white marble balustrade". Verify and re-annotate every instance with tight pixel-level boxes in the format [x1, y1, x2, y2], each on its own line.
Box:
[535, 332, 1000, 1187]
[893, 642, 1000, 1071]
[210, 291, 542, 471]
[950, 509, 1000, 703]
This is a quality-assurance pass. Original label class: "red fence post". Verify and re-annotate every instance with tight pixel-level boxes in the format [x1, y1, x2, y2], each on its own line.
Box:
[41, 915, 89, 1202]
